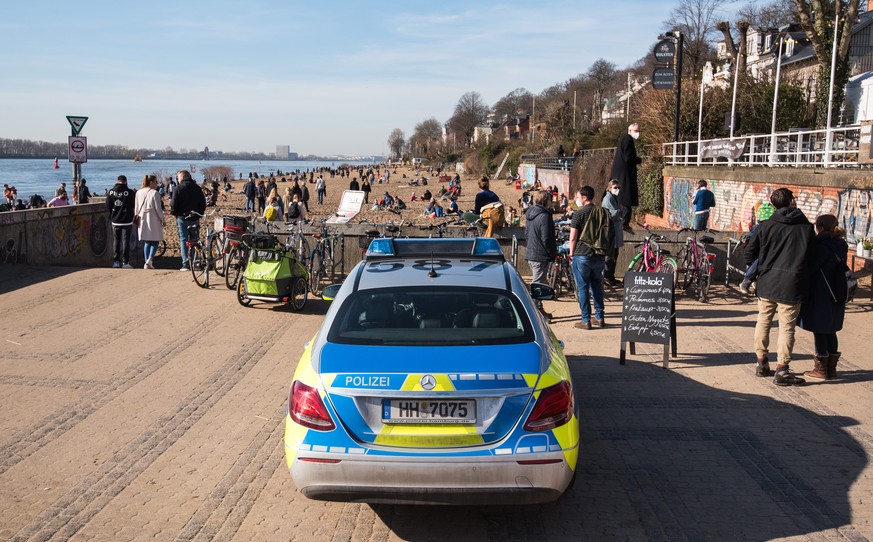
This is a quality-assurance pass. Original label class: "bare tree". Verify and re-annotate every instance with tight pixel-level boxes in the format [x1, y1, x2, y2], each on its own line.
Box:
[795, 0, 860, 125]
[664, 0, 734, 78]
[492, 88, 533, 121]
[738, 0, 797, 28]
[387, 128, 405, 160]
[448, 91, 490, 147]
[587, 59, 618, 125]
[716, 20, 750, 73]
[411, 118, 443, 157]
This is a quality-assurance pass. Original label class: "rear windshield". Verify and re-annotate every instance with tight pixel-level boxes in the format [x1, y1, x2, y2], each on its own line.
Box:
[327, 287, 534, 346]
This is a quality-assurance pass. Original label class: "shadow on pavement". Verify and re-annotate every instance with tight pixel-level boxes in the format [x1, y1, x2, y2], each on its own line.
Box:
[369, 355, 867, 541]
[0, 265, 84, 295]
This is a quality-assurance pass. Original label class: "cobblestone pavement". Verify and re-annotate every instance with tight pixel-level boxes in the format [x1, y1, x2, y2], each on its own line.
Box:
[1, 266, 872, 541]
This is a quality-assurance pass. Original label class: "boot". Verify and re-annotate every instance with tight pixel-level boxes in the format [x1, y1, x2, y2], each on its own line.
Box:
[827, 352, 841, 379]
[755, 356, 773, 377]
[774, 364, 805, 386]
[803, 355, 828, 380]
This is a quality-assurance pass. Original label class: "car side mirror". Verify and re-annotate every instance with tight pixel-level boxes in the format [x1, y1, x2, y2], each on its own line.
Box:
[321, 284, 342, 302]
[530, 282, 555, 301]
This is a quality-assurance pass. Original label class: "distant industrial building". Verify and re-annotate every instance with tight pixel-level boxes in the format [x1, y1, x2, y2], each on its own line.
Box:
[276, 145, 290, 160]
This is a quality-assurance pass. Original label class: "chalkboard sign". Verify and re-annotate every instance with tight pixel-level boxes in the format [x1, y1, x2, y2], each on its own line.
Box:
[620, 271, 677, 368]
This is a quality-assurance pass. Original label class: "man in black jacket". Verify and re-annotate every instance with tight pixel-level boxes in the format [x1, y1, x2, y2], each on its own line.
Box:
[609, 123, 642, 232]
[105, 175, 136, 268]
[525, 190, 557, 321]
[170, 170, 207, 271]
[744, 187, 815, 386]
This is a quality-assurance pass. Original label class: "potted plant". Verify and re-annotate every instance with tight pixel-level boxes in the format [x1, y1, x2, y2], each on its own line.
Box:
[864, 238, 873, 259]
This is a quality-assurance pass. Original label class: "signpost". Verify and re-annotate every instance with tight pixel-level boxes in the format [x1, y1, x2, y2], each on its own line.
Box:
[619, 271, 678, 368]
[652, 68, 676, 90]
[66, 115, 89, 183]
[653, 39, 676, 64]
[652, 32, 684, 143]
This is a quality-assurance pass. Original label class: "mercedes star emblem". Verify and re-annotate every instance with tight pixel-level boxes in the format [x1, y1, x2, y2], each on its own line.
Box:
[420, 374, 436, 390]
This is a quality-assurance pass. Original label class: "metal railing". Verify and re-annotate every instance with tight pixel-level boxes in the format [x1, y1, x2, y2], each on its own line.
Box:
[521, 147, 616, 171]
[663, 125, 862, 168]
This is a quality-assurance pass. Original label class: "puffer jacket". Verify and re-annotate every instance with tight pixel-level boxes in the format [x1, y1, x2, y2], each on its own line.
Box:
[524, 204, 556, 262]
[744, 206, 815, 304]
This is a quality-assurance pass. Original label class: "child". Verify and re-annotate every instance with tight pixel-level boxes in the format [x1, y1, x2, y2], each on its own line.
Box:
[740, 201, 775, 294]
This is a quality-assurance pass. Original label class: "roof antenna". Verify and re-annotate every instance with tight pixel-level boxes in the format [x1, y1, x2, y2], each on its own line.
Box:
[428, 251, 438, 278]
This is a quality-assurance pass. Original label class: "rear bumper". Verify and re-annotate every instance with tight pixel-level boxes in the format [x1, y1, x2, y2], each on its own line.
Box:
[290, 455, 574, 505]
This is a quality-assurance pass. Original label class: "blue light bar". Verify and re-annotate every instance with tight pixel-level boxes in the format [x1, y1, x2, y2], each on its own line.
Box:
[365, 238, 395, 256]
[472, 238, 502, 257]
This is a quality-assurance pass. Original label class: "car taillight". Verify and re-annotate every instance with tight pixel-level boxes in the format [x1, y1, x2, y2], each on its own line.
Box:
[289, 381, 335, 431]
[523, 381, 574, 432]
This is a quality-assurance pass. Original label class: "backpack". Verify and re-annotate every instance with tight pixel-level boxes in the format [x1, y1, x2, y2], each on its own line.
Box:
[264, 206, 278, 221]
[287, 202, 300, 219]
[578, 205, 613, 256]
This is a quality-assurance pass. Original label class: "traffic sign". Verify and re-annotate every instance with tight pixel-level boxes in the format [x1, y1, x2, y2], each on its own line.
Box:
[68, 136, 88, 163]
[653, 40, 676, 64]
[652, 67, 675, 90]
[66, 116, 89, 135]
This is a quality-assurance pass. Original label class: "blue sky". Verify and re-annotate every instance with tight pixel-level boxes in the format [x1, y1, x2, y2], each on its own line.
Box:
[1, 0, 728, 156]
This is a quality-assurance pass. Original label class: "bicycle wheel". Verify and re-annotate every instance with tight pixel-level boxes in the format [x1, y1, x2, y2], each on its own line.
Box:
[564, 260, 577, 299]
[237, 277, 251, 306]
[190, 246, 209, 288]
[546, 261, 561, 297]
[679, 248, 693, 290]
[697, 258, 712, 302]
[628, 252, 645, 272]
[155, 240, 167, 258]
[225, 246, 245, 290]
[209, 233, 226, 277]
[296, 236, 310, 265]
[656, 257, 679, 287]
[308, 250, 325, 296]
[288, 276, 308, 311]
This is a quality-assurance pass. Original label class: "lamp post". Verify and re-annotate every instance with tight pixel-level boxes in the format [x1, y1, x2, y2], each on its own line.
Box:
[769, 35, 785, 166]
[824, 11, 840, 167]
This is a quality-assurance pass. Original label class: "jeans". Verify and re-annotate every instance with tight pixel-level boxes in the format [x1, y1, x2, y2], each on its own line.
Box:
[317, 189, 325, 204]
[245, 197, 254, 212]
[143, 240, 159, 262]
[693, 210, 710, 231]
[176, 217, 199, 266]
[743, 259, 759, 282]
[754, 297, 801, 365]
[572, 255, 605, 323]
[112, 225, 132, 264]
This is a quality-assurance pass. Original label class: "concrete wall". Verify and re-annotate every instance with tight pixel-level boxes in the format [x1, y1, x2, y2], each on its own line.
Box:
[664, 166, 873, 244]
[0, 204, 113, 266]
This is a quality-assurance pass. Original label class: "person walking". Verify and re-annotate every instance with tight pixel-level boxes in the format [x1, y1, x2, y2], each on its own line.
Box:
[106, 175, 136, 268]
[744, 187, 815, 386]
[609, 123, 642, 232]
[797, 214, 849, 380]
[315, 175, 326, 205]
[134, 175, 165, 269]
[301, 182, 310, 212]
[361, 177, 371, 204]
[568, 186, 613, 329]
[256, 180, 266, 214]
[601, 180, 624, 286]
[77, 179, 91, 204]
[170, 170, 206, 271]
[349, 177, 360, 191]
[243, 178, 256, 213]
[524, 190, 557, 322]
[692, 179, 716, 231]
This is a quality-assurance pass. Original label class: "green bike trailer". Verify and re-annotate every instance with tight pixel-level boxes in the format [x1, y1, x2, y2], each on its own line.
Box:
[238, 248, 308, 310]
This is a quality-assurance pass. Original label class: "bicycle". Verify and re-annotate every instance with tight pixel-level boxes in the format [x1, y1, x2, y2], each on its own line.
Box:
[676, 227, 717, 302]
[546, 220, 576, 299]
[308, 220, 343, 296]
[357, 215, 406, 258]
[626, 223, 679, 284]
[185, 210, 224, 288]
[223, 214, 256, 290]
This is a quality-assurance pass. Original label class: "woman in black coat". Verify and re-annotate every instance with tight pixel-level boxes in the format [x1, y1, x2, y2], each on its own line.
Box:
[797, 214, 849, 380]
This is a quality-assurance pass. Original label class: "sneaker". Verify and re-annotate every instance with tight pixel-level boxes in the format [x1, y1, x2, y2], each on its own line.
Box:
[145, 258, 154, 269]
[592, 318, 605, 328]
[574, 321, 592, 330]
[122, 263, 133, 269]
[740, 279, 751, 295]
[112, 261, 121, 268]
[774, 366, 805, 387]
[180, 265, 190, 271]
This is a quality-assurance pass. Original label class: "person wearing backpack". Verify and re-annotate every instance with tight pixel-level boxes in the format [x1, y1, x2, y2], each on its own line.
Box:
[286, 194, 306, 223]
[797, 214, 849, 380]
[568, 185, 614, 329]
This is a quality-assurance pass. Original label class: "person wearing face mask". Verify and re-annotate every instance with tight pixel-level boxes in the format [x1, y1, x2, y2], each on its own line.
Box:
[601, 180, 625, 286]
[609, 123, 642, 233]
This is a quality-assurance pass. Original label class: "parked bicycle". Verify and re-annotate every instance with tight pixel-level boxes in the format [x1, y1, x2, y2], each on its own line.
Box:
[546, 220, 576, 299]
[627, 223, 678, 284]
[185, 210, 224, 288]
[308, 220, 343, 296]
[676, 227, 717, 302]
[223, 214, 255, 290]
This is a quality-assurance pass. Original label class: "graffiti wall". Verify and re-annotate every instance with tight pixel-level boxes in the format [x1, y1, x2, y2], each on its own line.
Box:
[0, 204, 111, 266]
[665, 175, 871, 244]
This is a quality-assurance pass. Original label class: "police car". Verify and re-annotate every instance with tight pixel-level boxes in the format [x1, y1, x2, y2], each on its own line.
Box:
[284, 238, 578, 504]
